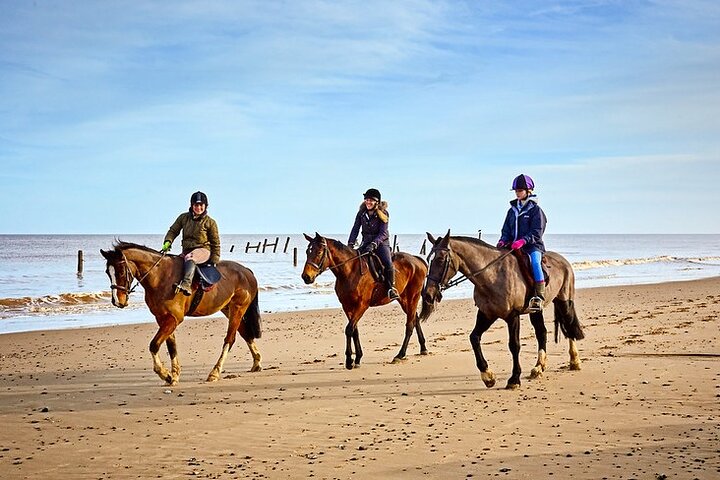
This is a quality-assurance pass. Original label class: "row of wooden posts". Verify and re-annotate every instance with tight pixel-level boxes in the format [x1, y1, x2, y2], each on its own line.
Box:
[78, 231, 482, 275]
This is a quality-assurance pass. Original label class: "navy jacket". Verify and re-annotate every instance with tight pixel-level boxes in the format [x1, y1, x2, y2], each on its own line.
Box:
[348, 207, 390, 248]
[499, 196, 547, 254]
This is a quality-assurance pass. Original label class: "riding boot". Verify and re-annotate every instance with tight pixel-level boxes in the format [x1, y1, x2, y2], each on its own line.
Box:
[175, 260, 196, 296]
[528, 281, 545, 313]
[385, 266, 400, 301]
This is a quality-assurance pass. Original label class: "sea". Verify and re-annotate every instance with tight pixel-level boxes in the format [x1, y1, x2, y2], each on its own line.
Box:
[1, 233, 719, 335]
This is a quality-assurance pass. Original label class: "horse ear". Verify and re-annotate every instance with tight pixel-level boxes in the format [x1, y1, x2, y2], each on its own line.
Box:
[426, 232, 437, 245]
[303, 233, 313, 242]
[314, 232, 322, 239]
[445, 229, 451, 239]
[100, 249, 109, 259]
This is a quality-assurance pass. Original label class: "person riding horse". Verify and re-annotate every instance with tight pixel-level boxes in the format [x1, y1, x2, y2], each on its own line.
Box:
[496, 174, 547, 312]
[348, 188, 400, 301]
[161, 191, 221, 296]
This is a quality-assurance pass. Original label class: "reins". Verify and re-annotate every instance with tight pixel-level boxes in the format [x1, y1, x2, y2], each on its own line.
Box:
[307, 239, 370, 275]
[113, 251, 167, 295]
[432, 248, 513, 291]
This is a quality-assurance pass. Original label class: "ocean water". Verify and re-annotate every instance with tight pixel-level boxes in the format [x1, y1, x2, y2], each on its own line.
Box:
[1, 233, 719, 334]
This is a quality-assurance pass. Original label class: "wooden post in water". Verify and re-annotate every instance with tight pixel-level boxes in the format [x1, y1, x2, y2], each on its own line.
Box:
[262, 237, 279, 253]
[283, 236, 291, 253]
[230, 245, 235, 253]
[478, 229, 482, 239]
[392, 235, 398, 252]
[246, 242, 261, 253]
[293, 247, 298, 267]
[77, 250, 84, 277]
[420, 239, 426, 255]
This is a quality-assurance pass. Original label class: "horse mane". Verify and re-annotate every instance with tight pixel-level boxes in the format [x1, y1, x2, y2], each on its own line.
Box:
[113, 240, 162, 255]
[451, 236, 498, 250]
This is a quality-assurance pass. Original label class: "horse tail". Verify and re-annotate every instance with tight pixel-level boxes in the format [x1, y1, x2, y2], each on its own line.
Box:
[242, 291, 262, 339]
[553, 298, 585, 343]
[418, 298, 435, 322]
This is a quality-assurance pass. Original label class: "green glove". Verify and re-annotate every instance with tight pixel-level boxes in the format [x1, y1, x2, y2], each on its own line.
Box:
[161, 241, 171, 252]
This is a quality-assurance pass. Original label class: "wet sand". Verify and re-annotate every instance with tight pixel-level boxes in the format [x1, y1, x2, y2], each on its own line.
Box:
[1, 277, 719, 479]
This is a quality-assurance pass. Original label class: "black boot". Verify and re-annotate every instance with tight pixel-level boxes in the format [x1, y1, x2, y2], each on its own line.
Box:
[175, 260, 196, 296]
[385, 266, 400, 301]
[528, 281, 545, 313]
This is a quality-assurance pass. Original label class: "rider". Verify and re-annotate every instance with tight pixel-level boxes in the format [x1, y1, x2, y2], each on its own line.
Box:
[348, 188, 400, 301]
[496, 174, 547, 312]
[161, 191, 221, 296]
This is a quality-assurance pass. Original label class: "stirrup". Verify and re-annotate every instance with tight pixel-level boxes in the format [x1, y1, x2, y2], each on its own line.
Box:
[528, 296, 543, 312]
[388, 287, 400, 301]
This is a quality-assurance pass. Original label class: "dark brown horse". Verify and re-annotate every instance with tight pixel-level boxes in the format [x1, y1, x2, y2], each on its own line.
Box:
[100, 241, 262, 385]
[423, 231, 584, 389]
[301, 233, 434, 369]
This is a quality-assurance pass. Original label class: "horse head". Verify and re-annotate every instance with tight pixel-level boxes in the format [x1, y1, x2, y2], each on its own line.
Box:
[100, 247, 133, 308]
[423, 230, 458, 304]
[301, 232, 330, 284]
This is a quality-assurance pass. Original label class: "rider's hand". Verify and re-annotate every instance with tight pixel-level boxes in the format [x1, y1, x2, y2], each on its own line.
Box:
[496, 240, 507, 249]
[161, 241, 171, 252]
[511, 239, 526, 250]
[362, 242, 377, 254]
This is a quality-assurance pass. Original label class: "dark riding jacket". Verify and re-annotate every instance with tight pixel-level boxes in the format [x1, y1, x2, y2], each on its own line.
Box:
[348, 204, 390, 249]
[499, 195, 547, 254]
[164, 210, 221, 264]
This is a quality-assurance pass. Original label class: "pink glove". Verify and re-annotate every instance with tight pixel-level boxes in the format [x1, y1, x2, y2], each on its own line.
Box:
[496, 240, 507, 248]
[511, 239, 526, 250]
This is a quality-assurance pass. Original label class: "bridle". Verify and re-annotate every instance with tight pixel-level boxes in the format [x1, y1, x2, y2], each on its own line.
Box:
[426, 244, 513, 291]
[305, 239, 368, 275]
[110, 252, 166, 296]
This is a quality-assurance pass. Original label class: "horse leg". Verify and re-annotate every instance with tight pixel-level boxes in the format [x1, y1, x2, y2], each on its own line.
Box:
[150, 316, 178, 385]
[529, 311, 547, 379]
[505, 313, 522, 390]
[568, 339, 581, 371]
[352, 326, 363, 367]
[166, 333, 181, 385]
[207, 303, 259, 381]
[415, 315, 428, 355]
[392, 299, 417, 363]
[469, 310, 497, 388]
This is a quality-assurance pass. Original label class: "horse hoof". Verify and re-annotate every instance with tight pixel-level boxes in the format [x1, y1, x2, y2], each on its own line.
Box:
[391, 356, 407, 364]
[345, 363, 354, 370]
[529, 367, 543, 379]
[420, 350, 429, 356]
[481, 371, 496, 388]
[570, 362, 582, 371]
[250, 365, 262, 373]
[206, 374, 220, 382]
[505, 382, 521, 390]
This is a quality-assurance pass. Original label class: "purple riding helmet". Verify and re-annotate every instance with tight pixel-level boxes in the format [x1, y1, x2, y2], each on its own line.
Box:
[511, 174, 534, 191]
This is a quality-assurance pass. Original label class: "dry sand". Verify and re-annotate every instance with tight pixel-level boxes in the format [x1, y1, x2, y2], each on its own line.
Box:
[1, 277, 719, 479]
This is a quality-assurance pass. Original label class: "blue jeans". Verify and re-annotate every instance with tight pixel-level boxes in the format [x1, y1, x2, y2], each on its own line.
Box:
[529, 251, 544, 283]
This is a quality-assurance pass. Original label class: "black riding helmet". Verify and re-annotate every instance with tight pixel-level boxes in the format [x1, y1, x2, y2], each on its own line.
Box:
[363, 188, 381, 202]
[191, 191, 209, 206]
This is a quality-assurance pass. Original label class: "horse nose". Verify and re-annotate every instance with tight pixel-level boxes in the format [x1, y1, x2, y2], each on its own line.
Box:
[301, 273, 313, 284]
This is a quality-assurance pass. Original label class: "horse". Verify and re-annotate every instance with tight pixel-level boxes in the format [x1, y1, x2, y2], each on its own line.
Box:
[100, 241, 262, 385]
[423, 231, 584, 389]
[300, 233, 434, 370]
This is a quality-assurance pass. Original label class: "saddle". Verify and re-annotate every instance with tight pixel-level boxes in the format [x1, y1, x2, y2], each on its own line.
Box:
[512, 250, 550, 286]
[187, 262, 221, 315]
[364, 253, 386, 283]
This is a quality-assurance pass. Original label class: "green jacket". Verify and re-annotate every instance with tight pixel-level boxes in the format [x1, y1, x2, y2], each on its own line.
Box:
[164, 211, 221, 264]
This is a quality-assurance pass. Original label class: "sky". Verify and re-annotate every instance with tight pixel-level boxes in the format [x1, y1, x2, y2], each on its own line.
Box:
[1, 0, 719, 235]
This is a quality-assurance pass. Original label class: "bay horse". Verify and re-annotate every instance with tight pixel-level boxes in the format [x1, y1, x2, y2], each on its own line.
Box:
[100, 241, 262, 385]
[301, 233, 434, 369]
[423, 231, 584, 389]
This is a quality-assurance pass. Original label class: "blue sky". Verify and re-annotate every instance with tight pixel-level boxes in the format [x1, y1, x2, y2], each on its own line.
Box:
[1, 0, 718, 234]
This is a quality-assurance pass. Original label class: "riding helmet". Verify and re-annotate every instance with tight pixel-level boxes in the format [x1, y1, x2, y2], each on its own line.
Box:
[363, 188, 381, 202]
[511, 174, 534, 191]
[190, 191, 209, 206]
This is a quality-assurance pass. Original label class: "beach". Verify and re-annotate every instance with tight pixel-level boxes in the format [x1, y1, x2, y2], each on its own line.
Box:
[0, 277, 718, 479]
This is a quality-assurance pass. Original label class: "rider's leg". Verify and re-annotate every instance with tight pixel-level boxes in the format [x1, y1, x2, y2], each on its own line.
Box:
[528, 250, 545, 311]
[377, 244, 399, 300]
[175, 260, 196, 296]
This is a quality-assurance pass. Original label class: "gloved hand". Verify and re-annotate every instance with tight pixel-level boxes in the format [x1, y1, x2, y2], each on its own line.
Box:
[511, 239, 526, 250]
[161, 241, 171, 252]
[496, 240, 507, 249]
[362, 242, 377, 254]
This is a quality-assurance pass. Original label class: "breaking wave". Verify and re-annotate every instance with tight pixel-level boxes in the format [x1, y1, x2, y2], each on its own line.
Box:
[0, 292, 114, 319]
[571, 256, 720, 271]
